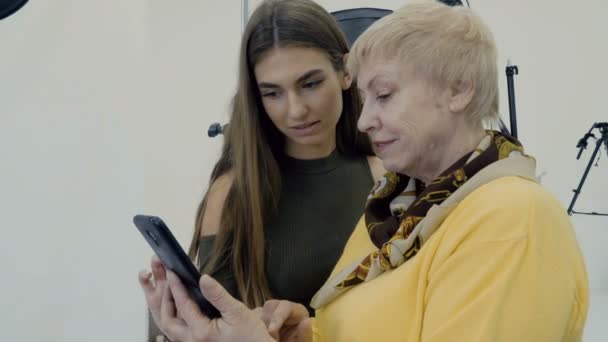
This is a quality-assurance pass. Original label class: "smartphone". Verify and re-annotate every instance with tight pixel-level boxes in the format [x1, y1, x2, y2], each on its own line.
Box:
[133, 214, 221, 318]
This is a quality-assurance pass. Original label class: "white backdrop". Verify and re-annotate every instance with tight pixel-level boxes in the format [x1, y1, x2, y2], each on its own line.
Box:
[1, 0, 606, 341]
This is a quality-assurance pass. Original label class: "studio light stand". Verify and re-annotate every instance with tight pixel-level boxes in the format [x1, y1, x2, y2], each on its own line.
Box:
[567, 122, 608, 216]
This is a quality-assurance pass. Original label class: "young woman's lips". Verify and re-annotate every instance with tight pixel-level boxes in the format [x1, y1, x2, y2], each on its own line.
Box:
[290, 120, 321, 136]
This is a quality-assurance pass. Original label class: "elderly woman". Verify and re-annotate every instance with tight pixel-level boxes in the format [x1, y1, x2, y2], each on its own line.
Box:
[155, 1, 589, 341]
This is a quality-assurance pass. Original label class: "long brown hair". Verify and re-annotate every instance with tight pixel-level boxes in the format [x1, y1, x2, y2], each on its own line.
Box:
[188, 0, 373, 307]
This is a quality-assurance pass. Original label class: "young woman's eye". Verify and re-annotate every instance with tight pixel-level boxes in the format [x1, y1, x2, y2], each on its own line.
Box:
[303, 79, 323, 89]
[262, 91, 279, 98]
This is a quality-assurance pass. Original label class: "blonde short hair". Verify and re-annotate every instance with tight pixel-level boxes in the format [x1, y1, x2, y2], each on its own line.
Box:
[347, 0, 499, 125]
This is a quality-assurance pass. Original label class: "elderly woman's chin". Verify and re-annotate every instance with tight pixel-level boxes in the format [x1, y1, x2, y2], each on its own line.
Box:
[378, 154, 411, 175]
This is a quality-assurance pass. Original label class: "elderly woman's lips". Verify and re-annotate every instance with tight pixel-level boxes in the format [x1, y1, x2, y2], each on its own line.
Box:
[373, 139, 397, 153]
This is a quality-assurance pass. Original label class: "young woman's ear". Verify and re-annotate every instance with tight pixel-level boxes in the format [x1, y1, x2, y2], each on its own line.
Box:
[341, 53, 353, 90]
[341, 72, 353, 90]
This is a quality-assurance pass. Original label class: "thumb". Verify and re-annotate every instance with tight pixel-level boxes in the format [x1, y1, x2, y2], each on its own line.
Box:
[200, 274, 247, 321]
[297, 318, 313, 342]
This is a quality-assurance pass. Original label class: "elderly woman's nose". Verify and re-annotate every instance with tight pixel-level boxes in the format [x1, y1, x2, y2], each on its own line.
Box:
[358, 102, 377, 133]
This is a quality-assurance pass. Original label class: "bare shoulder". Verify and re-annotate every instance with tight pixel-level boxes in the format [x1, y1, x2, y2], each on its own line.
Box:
[200, 172, 234, 237]
[366, 156, 386, 182]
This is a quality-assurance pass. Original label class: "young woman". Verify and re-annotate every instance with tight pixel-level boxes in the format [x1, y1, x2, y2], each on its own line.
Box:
[139, 0, 384, 339]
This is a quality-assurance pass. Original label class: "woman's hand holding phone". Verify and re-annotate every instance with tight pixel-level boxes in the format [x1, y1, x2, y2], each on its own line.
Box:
[139, 262, 313, 342]
[160, 269, 275, 342]
[138, 255, 168, 333]
[164, 272, 313, 342]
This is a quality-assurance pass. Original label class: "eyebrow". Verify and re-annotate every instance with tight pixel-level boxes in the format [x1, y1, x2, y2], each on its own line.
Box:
[364, 75, 380, 91]
[357, 75, 386, 95]
[258, 69, 324, 89]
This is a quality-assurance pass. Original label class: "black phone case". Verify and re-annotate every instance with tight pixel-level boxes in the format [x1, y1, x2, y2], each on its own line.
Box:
[133, 214, 221, 318]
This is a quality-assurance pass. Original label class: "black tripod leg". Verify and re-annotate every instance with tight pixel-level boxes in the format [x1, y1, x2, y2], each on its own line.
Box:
[567, 138, 604, 215]
[506, 64, 519, 139]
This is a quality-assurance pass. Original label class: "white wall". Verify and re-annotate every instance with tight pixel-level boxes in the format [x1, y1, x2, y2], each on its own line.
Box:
[141, 0, 241, 249]
[0, 0, 239, 341]
[1, 0, 606, 341]
[1, 1, 146, 340]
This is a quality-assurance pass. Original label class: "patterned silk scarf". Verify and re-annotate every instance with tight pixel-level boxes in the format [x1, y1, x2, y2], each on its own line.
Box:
[311, 131, 529, 308]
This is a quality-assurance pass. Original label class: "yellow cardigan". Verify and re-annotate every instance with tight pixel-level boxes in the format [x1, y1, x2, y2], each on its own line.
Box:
[313, 176, 588, 342]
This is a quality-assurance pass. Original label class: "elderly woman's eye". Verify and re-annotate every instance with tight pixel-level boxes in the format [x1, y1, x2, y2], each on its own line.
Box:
[377, 93, 392, 101]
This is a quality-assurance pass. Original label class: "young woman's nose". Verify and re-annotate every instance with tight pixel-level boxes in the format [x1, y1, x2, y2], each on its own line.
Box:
[286, 91, 308, 119]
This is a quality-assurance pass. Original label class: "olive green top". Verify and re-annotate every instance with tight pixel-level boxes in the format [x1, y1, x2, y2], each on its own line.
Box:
[199, 150, 374, 314]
